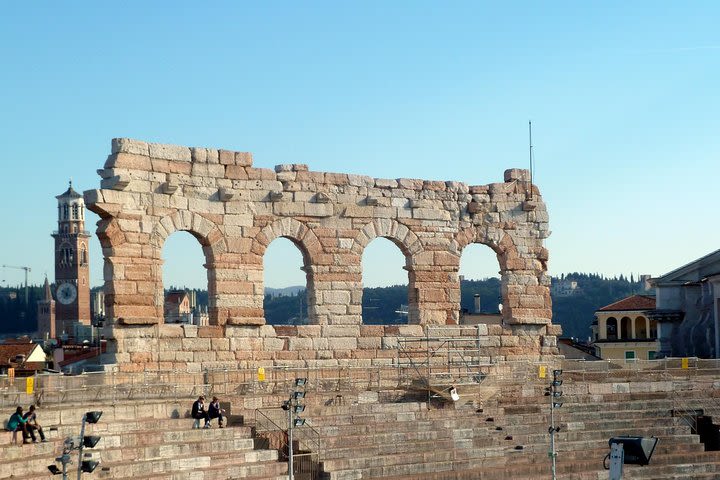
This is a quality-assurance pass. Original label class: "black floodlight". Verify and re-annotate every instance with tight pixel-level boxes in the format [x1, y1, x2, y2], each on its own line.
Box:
[552, 391, 563, 397]
[553, 369, 563, 376]
[609, 436, 659, 466]
[293, 405, 306, 414]
[295, 378, 307, 387]
[85, 411, 103, 424]
[281, 401, 290, 411]
[81, 460, 100, 473]
[552, 402, 563, 408]
[84, 435, 102, 448]
[293, 391, 306, 400]
[293, 418, 306, 427]
[552, 380, 563, 387]
[47, 465, 62, 475]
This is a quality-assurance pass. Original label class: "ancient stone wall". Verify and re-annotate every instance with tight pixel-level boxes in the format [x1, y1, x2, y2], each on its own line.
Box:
[85, 138, 557, 370]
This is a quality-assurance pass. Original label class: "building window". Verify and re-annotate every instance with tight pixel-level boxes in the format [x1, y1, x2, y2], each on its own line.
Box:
[63, 204, 69, 220]
[72, 204, 79, 219]
[61, 247, 74, 265]
[625, 351, 636, 361]
[648, 351, 657, 360]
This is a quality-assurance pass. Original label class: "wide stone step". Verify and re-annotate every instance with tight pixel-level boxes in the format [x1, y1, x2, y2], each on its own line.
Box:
[498, 408, 675, 427]
[315, 426, 503, 451]
[0, 426, 262, 479]
[514, 425, 693, 445]
[318, 435, 501, 461]
[95, 450, 284, 479]
[321, 443, 512, 474]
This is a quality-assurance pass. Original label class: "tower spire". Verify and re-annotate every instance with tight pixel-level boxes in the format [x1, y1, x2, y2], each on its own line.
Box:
[43, 275, 52, 301]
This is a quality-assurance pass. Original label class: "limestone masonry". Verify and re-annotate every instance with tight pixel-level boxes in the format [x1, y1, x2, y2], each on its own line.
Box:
[85, 138, 558, 371]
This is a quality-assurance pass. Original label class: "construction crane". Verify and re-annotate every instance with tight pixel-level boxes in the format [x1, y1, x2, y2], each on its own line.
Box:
[1, 264, 31, 305]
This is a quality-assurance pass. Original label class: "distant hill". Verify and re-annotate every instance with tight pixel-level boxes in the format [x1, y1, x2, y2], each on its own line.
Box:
[262, 273, 648, 335]
[265, 286, 305, 297]
[0, 275, 649, 337]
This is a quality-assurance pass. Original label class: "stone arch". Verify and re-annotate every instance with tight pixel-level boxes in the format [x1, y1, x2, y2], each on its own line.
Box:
[351, 218, 423, 259]
[252, 217, 322, 263]
[453, 226, 520, 324]
[252, 217, 322, 324]
[453, 226, 519, 270]
[351, 219, 425, 323]
[149, 211, 226, 325]
[150, 210, 226, 263]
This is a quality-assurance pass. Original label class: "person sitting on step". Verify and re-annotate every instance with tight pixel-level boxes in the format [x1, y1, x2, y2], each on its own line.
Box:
[23, 405, 47, 442]
[7, 406, 30, 444]
[208, 396, 225, 428]
[191, 395, 210, 429]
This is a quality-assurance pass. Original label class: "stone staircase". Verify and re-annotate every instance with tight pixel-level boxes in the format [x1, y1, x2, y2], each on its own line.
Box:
[283, 383, 720, 479]
[4, 372, 720, 479]
[0, 398, 287, 480]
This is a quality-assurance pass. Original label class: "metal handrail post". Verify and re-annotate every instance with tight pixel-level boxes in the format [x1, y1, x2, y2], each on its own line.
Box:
[76, 413, 87, 480]
[288, 405, 294, 480]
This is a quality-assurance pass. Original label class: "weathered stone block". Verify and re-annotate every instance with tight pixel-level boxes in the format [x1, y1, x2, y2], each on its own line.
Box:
[149, 142, 191, 162]
[504, 168, 530, 182]
[112, 138, 150, 156]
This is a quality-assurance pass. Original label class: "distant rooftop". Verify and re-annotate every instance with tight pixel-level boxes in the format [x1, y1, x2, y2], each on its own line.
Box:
[598, 294, 656, 312]
[56, 180, 83, 200]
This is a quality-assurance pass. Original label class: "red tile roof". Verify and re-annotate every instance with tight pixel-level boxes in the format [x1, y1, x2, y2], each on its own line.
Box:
[598, 295, 656, 312]
[0, 342, 41, 366]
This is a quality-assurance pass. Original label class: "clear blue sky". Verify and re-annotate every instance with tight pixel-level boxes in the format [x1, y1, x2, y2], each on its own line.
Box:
[1, 2, 718, 290]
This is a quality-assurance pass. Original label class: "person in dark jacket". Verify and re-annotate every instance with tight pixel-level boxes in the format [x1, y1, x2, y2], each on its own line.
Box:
[191, 395, 210, 428]
[23, 405, 46, 442]
[7, 406, 30, 444]
[208, 396, 225, 428]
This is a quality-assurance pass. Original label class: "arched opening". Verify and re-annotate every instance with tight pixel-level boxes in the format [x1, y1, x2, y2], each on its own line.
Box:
[458, 243, 501, 325]
[58, 242, 73, 266]
[620, 316, 632, 339]
[161, 231, 209, 325]
[649, 319, 658, 339]
[636, 316, 648, 339]
[607, 317, 618, 340]
[263, 237, 313, 325]
[361, 237, 409, 325]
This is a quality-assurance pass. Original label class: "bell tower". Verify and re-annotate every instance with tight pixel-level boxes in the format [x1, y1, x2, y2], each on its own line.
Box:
[52, 180, 91, 335]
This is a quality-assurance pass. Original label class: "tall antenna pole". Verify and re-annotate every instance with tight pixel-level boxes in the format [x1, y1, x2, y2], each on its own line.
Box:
[528, 120, 534, 201]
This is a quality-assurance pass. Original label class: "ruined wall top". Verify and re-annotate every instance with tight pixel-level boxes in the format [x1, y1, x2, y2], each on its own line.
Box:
[95, 137, 542, 201]
[85, 138, 551, 328]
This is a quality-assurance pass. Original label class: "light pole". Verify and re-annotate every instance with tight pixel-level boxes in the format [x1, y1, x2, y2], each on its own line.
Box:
[282, 378, 307, 480]
[48, 411, 102, 479]
[546, 369, 563, 480]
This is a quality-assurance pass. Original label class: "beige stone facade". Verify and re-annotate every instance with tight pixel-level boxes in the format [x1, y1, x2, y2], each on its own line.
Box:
[85, 138, 557, 371]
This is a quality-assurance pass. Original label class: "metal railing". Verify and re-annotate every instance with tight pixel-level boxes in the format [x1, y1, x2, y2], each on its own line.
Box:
[0, 365, 415, 409]
[396, 325, 497, 388]
[254, 408, 321, 480]
[0, 354, 559, 410]
[562, 357, 720, 382]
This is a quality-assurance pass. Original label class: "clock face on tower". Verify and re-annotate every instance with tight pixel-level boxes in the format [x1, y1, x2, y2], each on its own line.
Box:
[57, 282, 78, 305]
